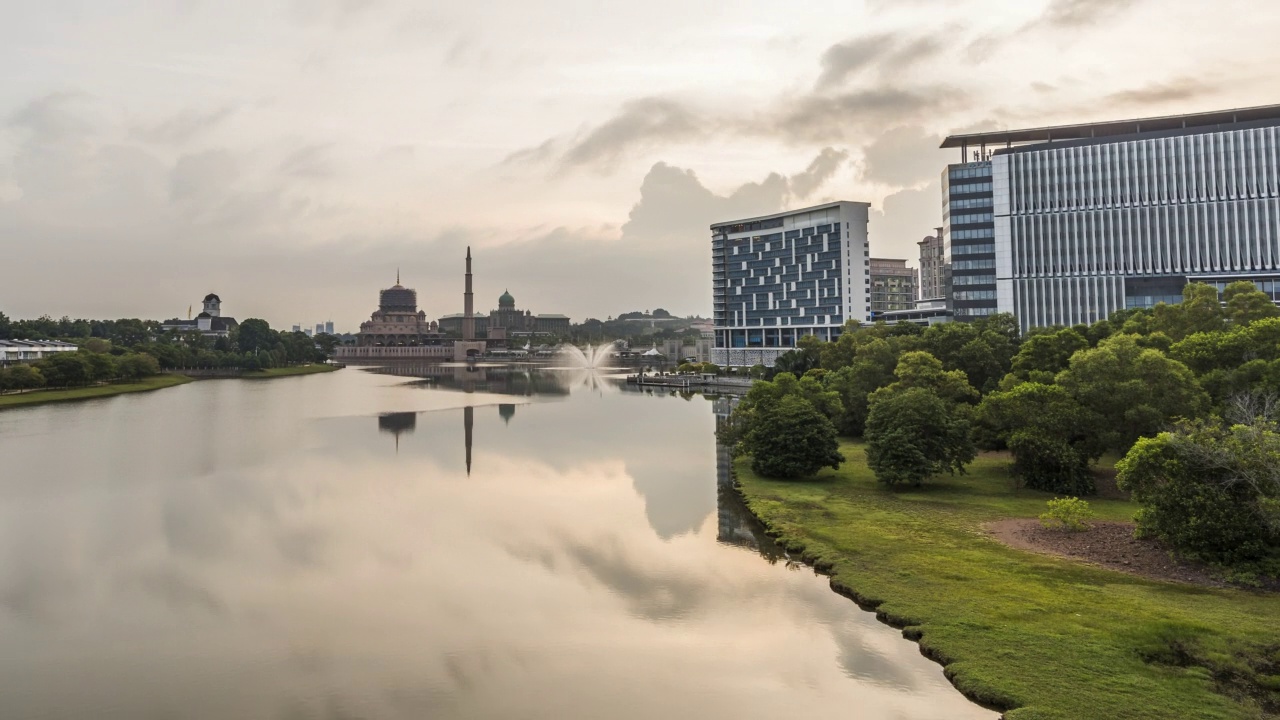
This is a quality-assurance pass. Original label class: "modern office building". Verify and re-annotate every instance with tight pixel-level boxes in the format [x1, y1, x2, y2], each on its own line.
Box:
[869, 258, 919, 315]
[918, 229, 948, 301]
[941, 162, 997, 320]
[710, 201, 870, 367]
[942, 104, 1280, 331]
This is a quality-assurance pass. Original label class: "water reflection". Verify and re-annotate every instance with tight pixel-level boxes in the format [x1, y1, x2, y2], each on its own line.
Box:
[0, 367, 994, 720]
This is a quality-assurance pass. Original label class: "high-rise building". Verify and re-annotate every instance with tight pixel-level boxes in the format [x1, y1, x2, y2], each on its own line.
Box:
[942, 160, 997, 320]
[710, 201, 870, 367]
[315, 323, 324, 336]
[942, 104, 1280, 331]
[869, 258, 919, 315]
[917, 229, 947, 301]
[324, 321, 335, 335]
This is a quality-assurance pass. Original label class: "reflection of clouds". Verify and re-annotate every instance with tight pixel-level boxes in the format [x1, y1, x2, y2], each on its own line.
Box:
[0, 371, 993, 720]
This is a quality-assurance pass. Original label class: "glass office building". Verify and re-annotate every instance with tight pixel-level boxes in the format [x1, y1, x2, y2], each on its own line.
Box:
[942, 105, 1280, 331]
[942, 162, 998, 319]
[710, 202, 870, 367]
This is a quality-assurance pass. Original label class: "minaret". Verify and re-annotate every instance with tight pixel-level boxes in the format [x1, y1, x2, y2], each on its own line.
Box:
[464, 405, 474, 476]
[462, 246, 475, 341]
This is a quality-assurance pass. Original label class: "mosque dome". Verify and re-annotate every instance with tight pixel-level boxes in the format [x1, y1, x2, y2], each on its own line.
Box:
[498, 289, 515, 309]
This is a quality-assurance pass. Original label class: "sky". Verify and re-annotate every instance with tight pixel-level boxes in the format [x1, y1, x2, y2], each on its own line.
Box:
[3, 0, 1280, 330]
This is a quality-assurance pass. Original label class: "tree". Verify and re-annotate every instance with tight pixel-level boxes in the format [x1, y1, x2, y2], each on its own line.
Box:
[742, 395, 844, 479]
[978, 383, 1104, 495]
[1223, 280, 1280, 326]
[871, 351, 978, 406]
[236, 318, 276, 354]
[1056, 334, 1207, 452]
[83, 351, 118, 382]
[1010, 328, 1089, 380]
[824, 337, 898, 436]
[0, 310, 10, 339]
[774, 334, 824, 376]
[865, 387, 976, 486]
[36, 353, 92, 387]
[1117, 414, 1280, 568]
[118, 353, 161, 380]
[1150, 282, 1224, 340]
[3, 364, 45, 392]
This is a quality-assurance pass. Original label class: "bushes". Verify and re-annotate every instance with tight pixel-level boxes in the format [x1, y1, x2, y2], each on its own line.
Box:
[1117, 417, 1280, 569]
[743, 395, 843, 479]
[1040, 497, 1094, 532]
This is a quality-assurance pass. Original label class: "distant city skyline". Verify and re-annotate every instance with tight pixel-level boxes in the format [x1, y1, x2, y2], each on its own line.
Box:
[3, 0, 1280, 328]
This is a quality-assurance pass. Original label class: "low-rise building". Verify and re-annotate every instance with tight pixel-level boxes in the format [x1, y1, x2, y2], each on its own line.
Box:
[0, 339, 79, 365]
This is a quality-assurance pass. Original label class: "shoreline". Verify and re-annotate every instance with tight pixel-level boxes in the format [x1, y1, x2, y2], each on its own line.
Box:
[733, 440, 1280, 719]
[0, 363, 340, 410]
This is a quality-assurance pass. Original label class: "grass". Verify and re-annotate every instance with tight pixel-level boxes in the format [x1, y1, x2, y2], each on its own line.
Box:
[736, 440, 1280, 720]
[0, 373, 193, 409]
[239, 363, 340, 378]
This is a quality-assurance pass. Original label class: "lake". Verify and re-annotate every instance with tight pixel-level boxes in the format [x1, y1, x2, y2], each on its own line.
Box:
[0, 366, 995, 720]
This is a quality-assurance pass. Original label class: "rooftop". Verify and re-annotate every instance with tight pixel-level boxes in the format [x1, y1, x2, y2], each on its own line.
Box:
[710, 200, 868, 231]
[940, 103, 1280, 150]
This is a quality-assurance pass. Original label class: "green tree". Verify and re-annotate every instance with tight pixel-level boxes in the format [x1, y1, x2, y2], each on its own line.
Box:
[36, 353, 92, 387]
[1117, 415, 1280, 568]
[83, 351, 118, 382]
[1223, 280, 1280, 326]
[1009, 328, 1089, 381]
[1151, 282, 1225, 340]
[0, 310, 10, 339]
[742, 395, 844, 479]
[825, 337, 898, 436]
[236, 318, 276, 354]
[118, 353, 161, 380]
[865, 387, 976, 486]
[3, 364, 45, 392]
[871, 351, 978, 406]
[978, 383, 1104, 495]
[1056, 334, 1207, 452]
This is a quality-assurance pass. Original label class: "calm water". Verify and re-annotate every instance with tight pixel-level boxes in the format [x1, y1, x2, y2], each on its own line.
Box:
[0, 367, 994, 720]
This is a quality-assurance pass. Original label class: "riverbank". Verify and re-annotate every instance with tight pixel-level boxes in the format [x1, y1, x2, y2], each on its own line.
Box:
[735, 440, 1280, 719]
[240, 363, 340, 379]
[0, 373, 193, 409]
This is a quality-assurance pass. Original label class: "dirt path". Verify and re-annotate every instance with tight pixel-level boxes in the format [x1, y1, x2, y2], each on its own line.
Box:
[986, 519, 1230, 588]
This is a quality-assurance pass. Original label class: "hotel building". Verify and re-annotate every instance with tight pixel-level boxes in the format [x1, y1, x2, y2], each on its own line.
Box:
[710, 201, 870, 367]
[941, 105, 1280, 331]
[869, 257, 919, 315]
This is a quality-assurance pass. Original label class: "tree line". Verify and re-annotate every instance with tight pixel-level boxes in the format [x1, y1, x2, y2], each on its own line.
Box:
[723, 280, 1280, 574]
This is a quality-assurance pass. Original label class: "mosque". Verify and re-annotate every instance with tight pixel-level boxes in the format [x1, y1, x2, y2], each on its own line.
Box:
[355, 272, 443, 347]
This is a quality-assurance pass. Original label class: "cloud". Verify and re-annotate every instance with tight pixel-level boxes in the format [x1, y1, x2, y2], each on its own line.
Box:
[860, 126, 945, 187]
[134, 105, 237, 145]
[869, 180, 941, 262]
[560, 97, 706, 172]
[170, 149, 240, 203]
[7, 92, 96, 141]
[788, 147, 849, 198]
[816, 33, 945, 89]
[1103, 78, 1213, 106]
[770, 87, 960, 145]
[279, 143, 336, 178]
[1039, 0, 1142, 28]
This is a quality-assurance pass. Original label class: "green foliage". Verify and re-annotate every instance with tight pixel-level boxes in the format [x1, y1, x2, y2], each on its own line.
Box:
[870, 350, 979, 406]
[1150, 282, 1225, 341]
[236, 318, 276, 354]
[1223, 280, 1280, 326]
[0, 364, 46, 392]
[1010, 328, 1089, 380]
[978, 382, 1102, 494]
[747, 363, 767, 379]
[743, 395, 844, 479]
[1056, 334, 1207, 452]
[698, 362, 720, 376]
[865, 387, 975, 486]
[35, 353, 92, 387]
[1117, 415, 1280, 569]
[117, 353, 161, 380]
[1039, 497, 1094, 532]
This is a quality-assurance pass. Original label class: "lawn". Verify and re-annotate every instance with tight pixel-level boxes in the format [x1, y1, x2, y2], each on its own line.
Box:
[0, 373, 193, 409]
[239, 363, 340, 378]
[736, 441, 1280, 720]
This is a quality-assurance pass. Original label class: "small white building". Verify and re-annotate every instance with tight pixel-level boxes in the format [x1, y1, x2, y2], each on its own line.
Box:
[0, 339, 79, 366]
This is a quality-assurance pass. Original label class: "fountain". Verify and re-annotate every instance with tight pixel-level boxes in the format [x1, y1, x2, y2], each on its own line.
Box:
[557, 343, 618, 369]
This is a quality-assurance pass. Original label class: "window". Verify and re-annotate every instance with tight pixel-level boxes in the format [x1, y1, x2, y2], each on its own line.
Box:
[954, 290, 997, 300]
[951, 243, 995, 255]
[951, 212, 994, 224]
[953, 259, 996, 270]
[952, 274, 996, 286]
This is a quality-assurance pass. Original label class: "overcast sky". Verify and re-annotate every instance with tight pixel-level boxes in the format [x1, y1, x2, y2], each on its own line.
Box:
[3, 0, 1279, 330]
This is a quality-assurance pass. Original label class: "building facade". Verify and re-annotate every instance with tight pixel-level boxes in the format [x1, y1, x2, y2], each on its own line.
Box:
[161, 293, 239, 338]
[356, 277, 443, 346]
[0, 339, 79, 366]
[943, 105, 1280, 331]
[710, 201, 870, 367]
[942, 163, 998, 320]
[486, 290, 571, 337]
[869, 258, 919, 315]
[917, 230, 948, 301]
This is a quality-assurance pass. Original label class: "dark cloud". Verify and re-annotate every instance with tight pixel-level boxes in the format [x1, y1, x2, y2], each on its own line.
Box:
[860, 126, 945, 187]
[7, 92, 95, 141]
[817, 33, 946, 89]
[789, 147, 849, 198]
[560, 98, 705, 171]
[1103, 78, 1212, 106]
[770, 87, 960, 145]
[869, 180, 942, 262]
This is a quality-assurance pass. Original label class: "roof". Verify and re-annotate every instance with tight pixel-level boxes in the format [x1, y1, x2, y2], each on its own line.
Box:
[940, 103, 1280, 149]
[203, 293, 220, 302]
[535, 314, 569, 319]
[0, 339, 79, 349]
[710, 200, 869, 231]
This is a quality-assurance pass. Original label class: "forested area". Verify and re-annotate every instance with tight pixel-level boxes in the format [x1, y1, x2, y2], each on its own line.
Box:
[724, 280, 1280, 574]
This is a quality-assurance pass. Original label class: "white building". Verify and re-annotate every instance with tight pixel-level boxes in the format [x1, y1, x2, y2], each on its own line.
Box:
[161, 293, 239, 338]
[0, 339, 79, 366]
[710, 201, 870, 367]
[942, 104, 1280, 331]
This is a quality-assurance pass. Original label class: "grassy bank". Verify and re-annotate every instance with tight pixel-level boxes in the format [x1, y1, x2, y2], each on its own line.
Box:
[240, 363, 340, 378]
[0, 373, 193, 409]
[736, 441, 1280, 720]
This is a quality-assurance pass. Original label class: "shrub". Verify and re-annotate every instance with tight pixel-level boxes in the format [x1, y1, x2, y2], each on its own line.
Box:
[743, 395, 843, 479]
[1039, 497, 1094, 532]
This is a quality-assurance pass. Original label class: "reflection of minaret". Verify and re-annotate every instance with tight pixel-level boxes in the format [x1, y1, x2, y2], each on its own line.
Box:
[464, 405, 474, 476]
[499, 403, 515, 425]
[462, 246, 475, 341]
[378, 412, 416, 454]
